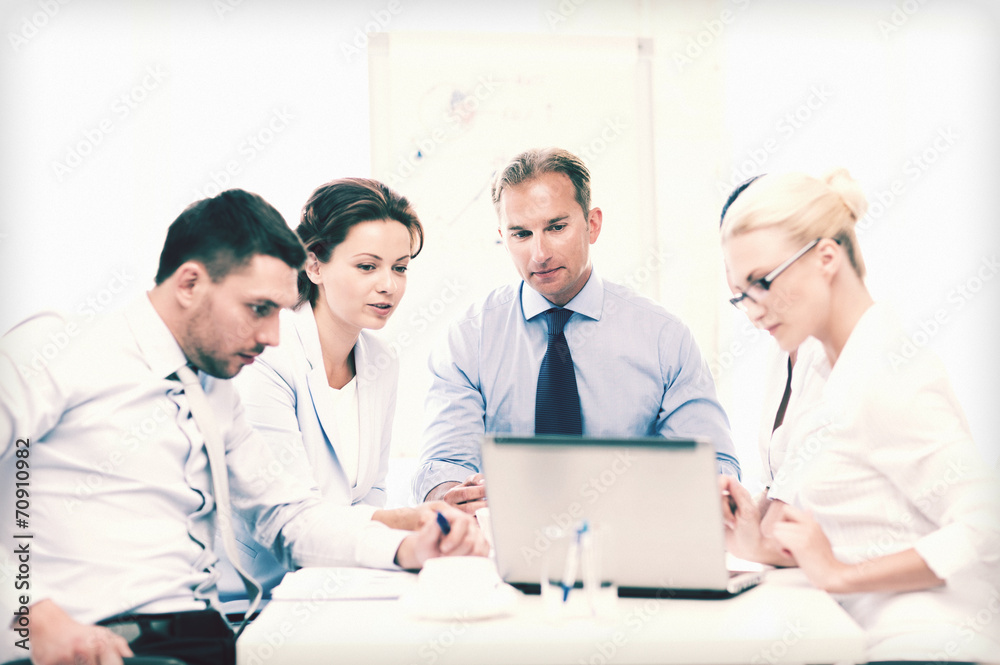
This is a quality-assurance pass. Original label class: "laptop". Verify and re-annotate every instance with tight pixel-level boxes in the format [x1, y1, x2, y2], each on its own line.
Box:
[480, 435, 763, 599]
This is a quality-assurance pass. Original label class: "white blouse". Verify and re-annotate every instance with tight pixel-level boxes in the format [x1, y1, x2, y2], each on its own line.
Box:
[758, 335, 828, 489]
[769, 303, 1000, 662]
[324, 375, 361, 488]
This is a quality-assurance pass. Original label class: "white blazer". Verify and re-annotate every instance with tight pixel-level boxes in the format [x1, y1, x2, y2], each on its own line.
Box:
[218, 303, 399, 597]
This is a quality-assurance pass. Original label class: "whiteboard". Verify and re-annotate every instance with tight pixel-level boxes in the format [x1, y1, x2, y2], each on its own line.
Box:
[368, 32, 656, 458]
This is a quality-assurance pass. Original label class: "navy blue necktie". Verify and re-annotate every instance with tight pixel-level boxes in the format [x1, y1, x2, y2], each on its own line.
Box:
[535, 308, 582, 435]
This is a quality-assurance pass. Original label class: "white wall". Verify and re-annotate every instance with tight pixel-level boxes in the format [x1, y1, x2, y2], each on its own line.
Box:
[2, 0, 997, 500]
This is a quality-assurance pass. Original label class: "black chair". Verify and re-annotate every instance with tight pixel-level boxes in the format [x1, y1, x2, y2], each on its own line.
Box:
[5, 656, 187, 665]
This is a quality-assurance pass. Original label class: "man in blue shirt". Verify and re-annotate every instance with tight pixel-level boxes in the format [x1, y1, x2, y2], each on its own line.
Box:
[412, 147, 739, 509]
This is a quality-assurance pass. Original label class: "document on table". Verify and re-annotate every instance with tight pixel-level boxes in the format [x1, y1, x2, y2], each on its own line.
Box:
[271, 567, 418, 600]
[725, 553, 770, 573]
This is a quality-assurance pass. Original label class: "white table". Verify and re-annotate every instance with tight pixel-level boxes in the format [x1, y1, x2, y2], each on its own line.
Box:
[237, 568, 865, 665]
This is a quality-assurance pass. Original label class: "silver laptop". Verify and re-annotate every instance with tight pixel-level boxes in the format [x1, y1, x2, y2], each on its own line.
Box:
[480, 435, 763, 598]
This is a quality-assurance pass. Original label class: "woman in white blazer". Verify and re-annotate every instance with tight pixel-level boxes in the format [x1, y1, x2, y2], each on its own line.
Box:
[218, 178, 483, 600]
[717, 169, 1000, 662]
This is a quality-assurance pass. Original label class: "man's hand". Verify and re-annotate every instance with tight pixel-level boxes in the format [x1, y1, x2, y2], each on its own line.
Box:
[27, 599, 133, 665]
[393, 505, 489, 570]
[426, 473, 486, 514]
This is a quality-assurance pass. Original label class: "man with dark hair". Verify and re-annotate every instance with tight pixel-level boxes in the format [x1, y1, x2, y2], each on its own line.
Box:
[0, 189, 482, 665]
[154, 189, 306, 286]
[413, 147, 739, 508]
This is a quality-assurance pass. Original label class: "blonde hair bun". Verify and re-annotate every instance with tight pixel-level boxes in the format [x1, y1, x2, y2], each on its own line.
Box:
[823, 167, 868, 223]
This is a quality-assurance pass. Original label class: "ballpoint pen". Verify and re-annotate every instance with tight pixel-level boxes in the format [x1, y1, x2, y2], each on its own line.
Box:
[436, 510, 451, 536]
[560, 521, 588, 602]
[722, 490, 738, 527]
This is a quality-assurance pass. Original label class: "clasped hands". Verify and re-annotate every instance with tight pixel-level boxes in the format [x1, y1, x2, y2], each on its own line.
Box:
[718, 476, 850, 592]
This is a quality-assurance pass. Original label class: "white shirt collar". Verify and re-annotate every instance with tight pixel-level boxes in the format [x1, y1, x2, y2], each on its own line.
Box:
[520, 267, 604, 322]
[124, 293, 190, 379]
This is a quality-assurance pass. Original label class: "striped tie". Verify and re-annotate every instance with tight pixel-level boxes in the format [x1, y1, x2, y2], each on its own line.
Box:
[535, 308, 582, 435]
[175, 364, 261, 636]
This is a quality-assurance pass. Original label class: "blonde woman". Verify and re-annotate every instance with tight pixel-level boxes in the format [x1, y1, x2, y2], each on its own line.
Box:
[718, 169, 1000, 662]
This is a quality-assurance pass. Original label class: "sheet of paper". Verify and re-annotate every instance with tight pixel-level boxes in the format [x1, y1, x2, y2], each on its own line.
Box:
[725, 553, 771, 573]
[271, 567, 418, 600]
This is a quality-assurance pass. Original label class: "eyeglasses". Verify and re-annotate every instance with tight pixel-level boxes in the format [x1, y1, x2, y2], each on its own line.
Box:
[729, 238, 821, 312]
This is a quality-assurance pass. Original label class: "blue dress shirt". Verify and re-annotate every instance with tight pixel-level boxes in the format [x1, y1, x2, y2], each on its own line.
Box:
[412, 270, 739, 502]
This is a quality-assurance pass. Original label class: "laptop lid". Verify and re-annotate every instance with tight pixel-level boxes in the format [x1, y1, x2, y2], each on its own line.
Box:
[481, 435, 752, 597]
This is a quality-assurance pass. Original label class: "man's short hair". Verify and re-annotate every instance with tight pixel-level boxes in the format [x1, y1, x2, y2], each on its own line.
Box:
[491, 147, 592, 218]
[154, 189, 306, 284]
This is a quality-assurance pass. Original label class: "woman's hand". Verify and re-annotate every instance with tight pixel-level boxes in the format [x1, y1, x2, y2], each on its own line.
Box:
[771, 504, 847, 591]
[372, 501, 453, 531]
[719, 475, 765, 562]
[393, 505, 489, 570]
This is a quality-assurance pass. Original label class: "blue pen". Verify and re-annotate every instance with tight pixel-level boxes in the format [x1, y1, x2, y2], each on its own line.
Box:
[560, 521, 588, 602]
[435, 510, 451, 536]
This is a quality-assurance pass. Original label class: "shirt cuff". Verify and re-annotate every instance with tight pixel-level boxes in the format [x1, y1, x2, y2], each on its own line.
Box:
[766, 482, 792, 505]
[412, 460, 478, 503]
[353, 524, 410, 570]
[716, 454, 741, 481]
[351, 503, 379, 520]
[913, 523, 980, 580]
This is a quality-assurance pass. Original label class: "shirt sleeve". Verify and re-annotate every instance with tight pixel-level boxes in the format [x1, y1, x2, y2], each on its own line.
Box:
[230, 355, 320, 489]
[866, 356, 1000, 580]
[412, 318, 486, 503]
[0, 313, 74, 461]
[0, 313, 82, 612]
[654, 320, 741, 480]
[224, 386, 406, 570]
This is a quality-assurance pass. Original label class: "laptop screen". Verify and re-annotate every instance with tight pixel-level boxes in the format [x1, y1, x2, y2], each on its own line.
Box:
[481, 435, 738, 596]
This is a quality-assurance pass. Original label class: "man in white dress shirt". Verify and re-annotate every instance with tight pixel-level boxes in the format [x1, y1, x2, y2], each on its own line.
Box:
[0, 190, 481, 665]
